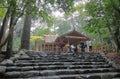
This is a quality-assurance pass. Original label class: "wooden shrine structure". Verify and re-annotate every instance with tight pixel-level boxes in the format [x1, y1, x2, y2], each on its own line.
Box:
[40, 30, 89, 52]
[55, 30, 89, 45]
[41, 35, 61, 52]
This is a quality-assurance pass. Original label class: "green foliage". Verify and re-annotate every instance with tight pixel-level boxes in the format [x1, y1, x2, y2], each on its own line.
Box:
[39, 10, 54, 27]
[85, 1, 104, 29]
[54, 20, 70, 35]
[56, 0, 74, 13]
[0, 8, 6, 20]
[84, 0, 111, 46]
[84, 0, 120, 52]
[0, 0, 7, 20]
[45, 0, 55, 4]
[0, 0, 81, 51]
[13, 36, 20, 51]
[66, 4, 85, 16]
[30, 36, 44, 41]
[34, 28, 50, 36]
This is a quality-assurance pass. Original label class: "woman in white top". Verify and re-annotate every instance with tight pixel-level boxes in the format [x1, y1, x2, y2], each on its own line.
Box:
[70, 44, 75, 54]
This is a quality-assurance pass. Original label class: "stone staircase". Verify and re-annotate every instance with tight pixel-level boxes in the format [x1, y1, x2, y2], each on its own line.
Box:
[0, 51, 120, 79]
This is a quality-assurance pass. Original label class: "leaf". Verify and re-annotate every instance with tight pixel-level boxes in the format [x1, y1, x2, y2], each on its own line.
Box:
[30, 36, 44, 40]
[0, 8, 6, 19]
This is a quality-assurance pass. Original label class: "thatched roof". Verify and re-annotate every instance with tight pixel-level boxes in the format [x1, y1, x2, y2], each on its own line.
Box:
[44, 35, 59, 43]
[55, 30, 89, 45]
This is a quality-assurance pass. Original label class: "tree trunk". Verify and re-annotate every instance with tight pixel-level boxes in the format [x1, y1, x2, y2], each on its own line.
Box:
[6, 10, 16, 58]
[114, 25, 120, 53]
[0, 7, 11, 50]
[20, 14, 31, 50]
[110, 0, 120, 53]
[6, 26, 14, 58]
[106, 21, 117, 51]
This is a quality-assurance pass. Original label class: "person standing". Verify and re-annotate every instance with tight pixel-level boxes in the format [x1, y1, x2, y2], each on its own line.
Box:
[88, 40, 92, 52]
[79, 41, 85, 52]
[74, 45, 78, 56]
[70, 44, 75, 55]
[56, 38, 65, 52]
[64, 44, 70, 53]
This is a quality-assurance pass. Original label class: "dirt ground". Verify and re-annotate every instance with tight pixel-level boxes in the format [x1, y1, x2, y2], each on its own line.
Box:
[106, 52, 120, 66]
[0, 54, 5, 62]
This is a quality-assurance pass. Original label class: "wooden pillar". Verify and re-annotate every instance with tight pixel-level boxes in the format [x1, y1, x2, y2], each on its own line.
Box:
[35, 40, 39, 52]
[43, 44, 45, 51]
[51, 43, 53, 52]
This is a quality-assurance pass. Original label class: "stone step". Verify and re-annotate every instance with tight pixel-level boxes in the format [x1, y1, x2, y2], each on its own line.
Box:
[18, 53, 105, 58]
[14, 61, 107, 66]
[1, 71, 120, 78]
[6, 65, 112, 72]
[0, 61, 108, 67]
[1, 52, 119, 79]
[27, 73, 120, 79]
[3, 68, 116, 77]
[0, 61, 107, 67]
[40, 68, 115, 76]
[16, 58, 106, 62]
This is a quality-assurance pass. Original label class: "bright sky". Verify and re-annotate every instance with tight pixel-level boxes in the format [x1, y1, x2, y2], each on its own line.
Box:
[52, 10, 64, 18]
[51, 0, 88, 18]
[50, 24, 59, 32]
[31, 0, 89, 31]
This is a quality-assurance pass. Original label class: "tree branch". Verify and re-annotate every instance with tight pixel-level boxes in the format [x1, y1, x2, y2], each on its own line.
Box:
[110, 0, 120, 13]
[0, 7, 8, 8]
[0, 33, 9, 50]
[0, 7, 11, 43]
[12, 3, 26, 27]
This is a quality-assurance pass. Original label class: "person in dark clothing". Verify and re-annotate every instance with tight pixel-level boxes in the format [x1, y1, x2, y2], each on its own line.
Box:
[74, 45, 78, 53]
[56, 38, 65, 52]
[74, 45, 79, 56]
[79, 41, 85, 52]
